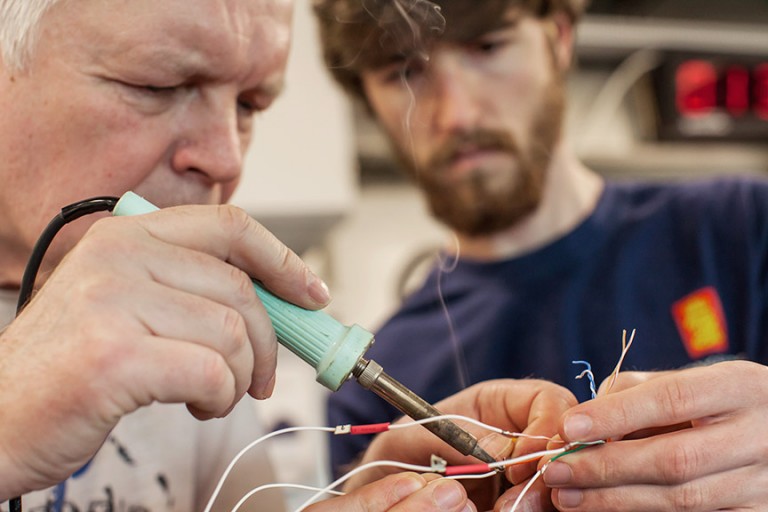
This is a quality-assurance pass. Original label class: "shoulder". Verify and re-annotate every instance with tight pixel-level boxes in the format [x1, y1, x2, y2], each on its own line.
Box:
[605, 177, 768, 221]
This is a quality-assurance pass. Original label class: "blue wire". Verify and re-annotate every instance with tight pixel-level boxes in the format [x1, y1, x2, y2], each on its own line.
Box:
[52, 482, 66, 512]
[51, 459, 92, 512]
[572, 360, 597, 399]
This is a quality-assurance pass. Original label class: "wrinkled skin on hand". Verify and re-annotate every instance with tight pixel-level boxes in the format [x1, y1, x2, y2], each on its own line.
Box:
[341, 379, 577, 512]
[546, 361, 768, 511]
[0, 206, 329, 500]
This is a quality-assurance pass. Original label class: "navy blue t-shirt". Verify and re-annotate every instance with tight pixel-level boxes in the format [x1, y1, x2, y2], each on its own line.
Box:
[327, 178, 768, 475]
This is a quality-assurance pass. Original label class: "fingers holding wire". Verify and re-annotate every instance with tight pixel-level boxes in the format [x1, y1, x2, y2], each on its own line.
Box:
[547, 419, 761, 490]
[503, 381, 578, 485]
[560, 362, 768, 446]
[545, 362, 768, 511]
[549, 463, 768, 511]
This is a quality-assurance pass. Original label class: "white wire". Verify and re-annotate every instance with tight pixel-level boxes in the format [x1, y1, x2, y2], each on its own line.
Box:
[294, 460, 435, 512]
[446, 471, 498, 481]
[391, 413, 562, 442]
[489, 448, 566, 469]
[292, 447, 571, 511]
[203, 426, 335, 512]
[231, 484, 344, 512]
[503, 442, 605, 512]
[506, 462, 549, 512]
[211, 415, 598, 512]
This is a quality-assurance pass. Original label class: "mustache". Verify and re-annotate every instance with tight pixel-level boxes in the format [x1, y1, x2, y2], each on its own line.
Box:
[425, 129, 520, 171]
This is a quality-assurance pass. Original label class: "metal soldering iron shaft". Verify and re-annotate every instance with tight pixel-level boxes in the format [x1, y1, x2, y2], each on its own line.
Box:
[352, 358, 496, 464]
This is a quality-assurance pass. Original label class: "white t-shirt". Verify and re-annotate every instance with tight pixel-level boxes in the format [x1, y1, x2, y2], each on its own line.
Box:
[0, 289, 286, 512]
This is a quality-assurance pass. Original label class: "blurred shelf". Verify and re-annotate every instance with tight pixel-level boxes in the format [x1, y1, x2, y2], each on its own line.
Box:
[252, 210, 346, 255]
[578, 15, 768, 64]
[581, 142, 768, 180]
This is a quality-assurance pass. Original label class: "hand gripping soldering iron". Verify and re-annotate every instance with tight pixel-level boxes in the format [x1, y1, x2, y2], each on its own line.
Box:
[113, 191, 496, 465]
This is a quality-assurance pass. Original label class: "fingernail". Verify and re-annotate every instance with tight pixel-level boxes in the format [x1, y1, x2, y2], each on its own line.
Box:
[479, 433, 516, 460]
[543, 461, 572, 486]
[258, 374, 276, 399]
[433, 480, 463, 508]
[394, 475, 424, 500]
[460, 504, 476, 512]
[307, 273, 331, 306]
[564, 414, 592, 440]
[557, 489, 583, 508]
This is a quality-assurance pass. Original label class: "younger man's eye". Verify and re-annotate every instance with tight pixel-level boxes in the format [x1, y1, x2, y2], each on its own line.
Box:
[473, 39, 505, 54]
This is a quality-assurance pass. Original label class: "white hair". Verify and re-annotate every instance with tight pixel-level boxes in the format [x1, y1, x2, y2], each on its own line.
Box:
[0, 0, 62, 70]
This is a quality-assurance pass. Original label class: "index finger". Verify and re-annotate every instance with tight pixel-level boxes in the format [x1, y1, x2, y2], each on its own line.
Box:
[112, 203, 330, 310]
[560, 361, 764, 443]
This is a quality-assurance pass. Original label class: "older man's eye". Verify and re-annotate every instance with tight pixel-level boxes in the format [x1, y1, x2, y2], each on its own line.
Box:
[141, 84, 178, 94]
[116, 80, 180, 97]
[237, 99, 257, 115]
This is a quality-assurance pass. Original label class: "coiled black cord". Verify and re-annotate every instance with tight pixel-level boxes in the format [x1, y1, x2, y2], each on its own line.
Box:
[10, 196, 119, 512]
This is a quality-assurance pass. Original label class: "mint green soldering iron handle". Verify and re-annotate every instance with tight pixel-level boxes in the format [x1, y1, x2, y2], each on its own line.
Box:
[112, 191, 374, 391]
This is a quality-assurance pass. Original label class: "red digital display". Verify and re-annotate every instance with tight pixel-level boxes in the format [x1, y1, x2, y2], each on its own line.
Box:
[656, 52, 768, 141]
[675, 59, 768, 119]
[724, 65, 749, 117]
[676, 60, 717, 115]
[757, 64, 768, 119]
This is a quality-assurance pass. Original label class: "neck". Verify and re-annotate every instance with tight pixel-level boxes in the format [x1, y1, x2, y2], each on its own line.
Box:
[451, 146, 604, 261]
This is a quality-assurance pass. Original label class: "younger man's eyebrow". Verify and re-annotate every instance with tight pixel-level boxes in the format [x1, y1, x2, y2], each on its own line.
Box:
[443, 7, 523, 43]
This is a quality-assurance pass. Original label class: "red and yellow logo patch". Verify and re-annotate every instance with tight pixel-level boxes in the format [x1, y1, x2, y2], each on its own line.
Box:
[672, 287, 729, 359]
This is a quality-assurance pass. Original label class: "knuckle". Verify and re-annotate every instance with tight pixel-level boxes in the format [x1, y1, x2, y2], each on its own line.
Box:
[73, 230, 116, 262]
[659, 378, 696, 419]
[199, 351, 232, 398]
[216, 204, 252, 240]
[273, 239, 296, 273]
[219, 307, 247, 352]
[228, 266, 257, 308]
[85, 215, 118, 239]
[661, 443, 697, 484]
[595, 452, 621, 483]
[670, 482, 706, 512]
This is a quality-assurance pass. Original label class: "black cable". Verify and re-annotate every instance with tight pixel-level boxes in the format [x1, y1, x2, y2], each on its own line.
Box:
[16, 196, 119, 313]
[10, 196, 119, 512]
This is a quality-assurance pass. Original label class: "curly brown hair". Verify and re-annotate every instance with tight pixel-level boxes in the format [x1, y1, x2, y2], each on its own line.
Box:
[313, 0, 588, 104]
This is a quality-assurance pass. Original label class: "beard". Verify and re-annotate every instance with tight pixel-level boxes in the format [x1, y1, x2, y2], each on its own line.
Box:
[397, 78, 565, 237]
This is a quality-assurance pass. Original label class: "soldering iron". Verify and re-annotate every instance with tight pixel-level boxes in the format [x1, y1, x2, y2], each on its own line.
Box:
[113, 191, 496, 465]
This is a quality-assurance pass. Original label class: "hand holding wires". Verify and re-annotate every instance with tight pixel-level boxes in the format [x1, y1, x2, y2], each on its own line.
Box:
[548, 359, 768, 511]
